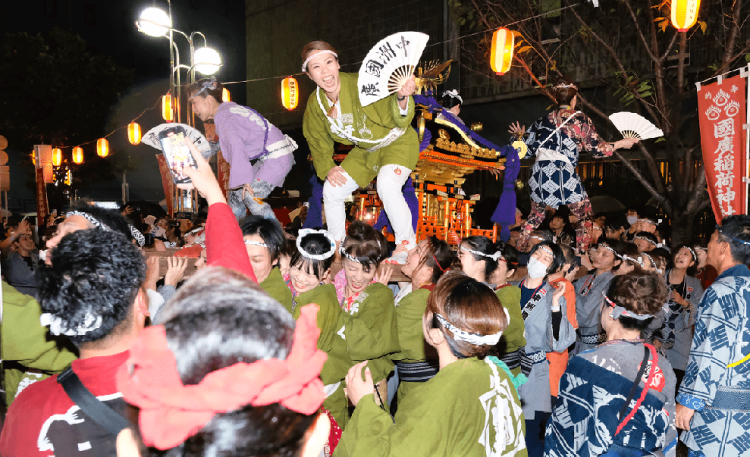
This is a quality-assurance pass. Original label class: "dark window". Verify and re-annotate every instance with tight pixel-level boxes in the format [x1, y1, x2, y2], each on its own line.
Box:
[43, 0, 57, 18]
[84, 3, 96, 27]
[189, 0, 199, 9]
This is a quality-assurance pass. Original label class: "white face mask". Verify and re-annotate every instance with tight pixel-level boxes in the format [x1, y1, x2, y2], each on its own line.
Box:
[527, 257, 548, 279]
[626, 216, 638, 225]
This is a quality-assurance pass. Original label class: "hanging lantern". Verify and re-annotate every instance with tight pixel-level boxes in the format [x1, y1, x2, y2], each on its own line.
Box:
[72, 146, 84, 164]
[97, 138, 109, 158]
[222, 87, 231, 102]
[52, 148, 63, 167]
[671, 0, 701, 32]
[281, 76, 299, 111]
[162, 94, 174, 122]
[490, 28, 515, 76]
[128, 121, 142, 145]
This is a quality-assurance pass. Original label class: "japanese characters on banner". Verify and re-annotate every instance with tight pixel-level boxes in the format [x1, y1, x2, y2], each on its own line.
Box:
[697, 74, 748, 223]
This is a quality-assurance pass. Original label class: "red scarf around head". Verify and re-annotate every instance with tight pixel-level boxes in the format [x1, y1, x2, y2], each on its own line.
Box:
[116, 304, 327, 450]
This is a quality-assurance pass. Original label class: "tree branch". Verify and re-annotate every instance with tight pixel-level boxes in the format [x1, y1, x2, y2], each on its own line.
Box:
[613, 150, 673, 213]
[621, 0, 658, 61]
[685, 167, 708, 215]
[721, 0, 744, 70]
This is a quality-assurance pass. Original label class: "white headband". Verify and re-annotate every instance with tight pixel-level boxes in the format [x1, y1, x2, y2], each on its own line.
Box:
[244, 239, 268, 248]
[435, 313, 503, 346]
[40, 312, 103, 336]
[603, 293, 654, 321]
[301, 50, 338, 72]
[460, 245, 503, 261]
[339, 246, 360, 263]
[67, 211, 109, 231]
[442, 89, 463, 104]
[634, 235, 657, 246]
[622, 254, 644, 268]
[598, 243, 622, 259]
[297, 229, 336, 261]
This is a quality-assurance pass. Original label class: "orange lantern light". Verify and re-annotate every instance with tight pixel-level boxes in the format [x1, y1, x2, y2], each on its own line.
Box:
[490, 28, 515, 76]
[52, 147, 63, 167]
[162, 94, 174, 122]
[281, 76, 298, 111]
[97, 138, 109, 158]
[72, 146, 84, 164]
[222, 87, 231, 102]
[128, 121, 142, 145]
[671, 0, 701, 32]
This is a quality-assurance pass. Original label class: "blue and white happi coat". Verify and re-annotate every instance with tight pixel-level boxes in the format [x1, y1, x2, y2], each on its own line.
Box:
[545, 341, 677, 457]
[677, 264, 750, 457]
[524, 109, 613, 209]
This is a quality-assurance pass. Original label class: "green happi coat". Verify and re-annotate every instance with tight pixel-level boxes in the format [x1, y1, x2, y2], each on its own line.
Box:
[390, 287, 435, 401]
[2, 282, 77, 405]
[303, 72, 419, 187]
[293, 285, 352, 428]
[259, 267, 293, 313]
[334, 357, 528, 457]
[496, 285, 526, 376]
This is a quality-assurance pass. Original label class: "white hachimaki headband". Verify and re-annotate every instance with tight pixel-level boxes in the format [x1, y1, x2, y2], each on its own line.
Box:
[682, 246, 698, 262]
[634, 235, 658, 246]
[603, 293, 654, 321]
[301, 50, 338, 72]
[130, 225, 145, 247]
[460, 245, 503, 261]
[297, 229, 336, 261]
[554, 82, 578, 89]
[598, 243, 622, 259]
[244, 239, 268, 248]
[67, 211, 110, 231]
[641, 252, 655, 267]
[621, 254, 644, 268]
[339, 236, 381, 264]
[40, 312, 102, 336]
[191, 76, 218, 99]
[443, 89, 463, 104]
[435, 313, 504, 346]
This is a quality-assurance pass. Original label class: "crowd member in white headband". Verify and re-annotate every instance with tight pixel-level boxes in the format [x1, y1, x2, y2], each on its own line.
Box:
[439, 89, 464, 122]
[338, 271, 525, 456]
[614, 243, 647, 276]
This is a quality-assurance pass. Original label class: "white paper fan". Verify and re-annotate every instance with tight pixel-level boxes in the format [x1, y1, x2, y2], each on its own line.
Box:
[608, 112, 664, 140]
[358, 32, 429, 107]
[142, 123, 213, 159]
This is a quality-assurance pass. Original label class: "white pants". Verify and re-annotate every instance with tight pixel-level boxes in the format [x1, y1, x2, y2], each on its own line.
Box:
[322, 165, 416, 249]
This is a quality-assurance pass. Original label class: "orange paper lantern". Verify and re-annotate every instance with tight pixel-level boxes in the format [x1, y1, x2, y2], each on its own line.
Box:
[671, 0, 701, 32]
[52, 148, 62, 167]
[490, 28, 514, 76]
[97, 138, 109, 158]
[128, 121, 142, 145]
[72, 146, 84, 164]
[162, 94, 174, 122]
[222, 87, 231, 102]
[281, 76, 298, 111]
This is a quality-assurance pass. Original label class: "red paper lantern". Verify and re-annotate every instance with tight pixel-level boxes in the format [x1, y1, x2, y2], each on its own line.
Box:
[52, 148, 62, 167]
[162, 94, 174, 122]
[97, 138, 109, 158]
[128, 121, 142, 145]
[72, 146, 84, 164]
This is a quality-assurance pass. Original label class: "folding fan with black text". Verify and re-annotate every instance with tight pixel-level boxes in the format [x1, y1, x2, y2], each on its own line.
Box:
[608, 112, 664, 140]
[358, 32, 430, 107]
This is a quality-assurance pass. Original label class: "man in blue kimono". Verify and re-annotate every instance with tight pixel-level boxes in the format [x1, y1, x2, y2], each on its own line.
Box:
[676, 215, 750, 457]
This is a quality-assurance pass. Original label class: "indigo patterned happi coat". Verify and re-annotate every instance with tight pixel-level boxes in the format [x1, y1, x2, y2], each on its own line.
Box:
[523, 108, 614, 209]
[677, 264, 750, 457]
[546, 341, 677, 457]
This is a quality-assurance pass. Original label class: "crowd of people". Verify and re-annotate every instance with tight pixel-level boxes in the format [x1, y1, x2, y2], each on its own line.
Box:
[2, 40, 750, 457]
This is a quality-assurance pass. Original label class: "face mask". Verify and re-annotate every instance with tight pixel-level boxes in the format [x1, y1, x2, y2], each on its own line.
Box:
[527, 257, 548, 279]
[152, 227, 166, 238]
[626, 216, 638, 225]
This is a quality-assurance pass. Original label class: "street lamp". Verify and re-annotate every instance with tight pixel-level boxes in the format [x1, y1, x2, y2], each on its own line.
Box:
[136, 1, 221, 214]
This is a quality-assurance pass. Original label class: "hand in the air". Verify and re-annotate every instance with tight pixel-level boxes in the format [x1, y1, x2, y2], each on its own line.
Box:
[508, 122, 526, 138]
[144, 257, 160, 292]
[375, 264, 395, 285]
[326, 166, 348, 187]
[165, 256, 188, 287]
[177, 138, 226, 206]
[397, 76, 417, 98]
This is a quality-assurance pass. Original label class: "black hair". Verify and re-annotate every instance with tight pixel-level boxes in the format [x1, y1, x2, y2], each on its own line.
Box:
[717, 215, 750, 265]
[441, 91, 462, 110]
[149, 267, 318, 457]
[501, 243, 519, 277]
[634, 231, 658, 245]
[552, 76, 578, 106]
[461, 236, 500, 282]
[671, 244, 698, 276]
[241, 216, 287, 263]
[550, 206, 570, 221]
[340, 221, 388, 273]
[36, 229, 145, 346]
[556, 243, 576, 274]
[187, 78, 224, 103]
[289, 232, 335, 279]
[421, 236, 457, 284]
[529, 241, 565, 275]
[69, 200, 134, 241]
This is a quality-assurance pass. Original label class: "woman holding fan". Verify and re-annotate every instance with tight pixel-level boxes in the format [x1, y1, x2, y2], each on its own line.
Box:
[510, 76, 639, 255]
[302, 40, 419, 264]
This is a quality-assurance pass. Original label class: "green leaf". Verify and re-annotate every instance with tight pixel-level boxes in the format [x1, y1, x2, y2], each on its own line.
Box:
[745, 53, 750, 63]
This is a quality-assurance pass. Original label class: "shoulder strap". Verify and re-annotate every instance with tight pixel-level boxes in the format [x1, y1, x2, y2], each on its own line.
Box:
[617, 346, 650, 422]
[536, 110, 581, 151]
[57, 367, 130, 437]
